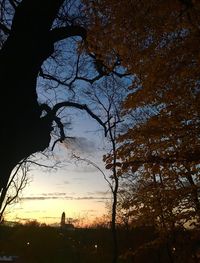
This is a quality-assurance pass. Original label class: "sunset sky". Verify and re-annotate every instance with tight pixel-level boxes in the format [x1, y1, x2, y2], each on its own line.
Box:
[5, 35, 128, 227]
[7, 110, 112, 226]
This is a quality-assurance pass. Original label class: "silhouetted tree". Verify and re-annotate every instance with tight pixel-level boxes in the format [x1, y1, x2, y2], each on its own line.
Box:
[0, 160, 29, 222]
[0, 0, 116, 206]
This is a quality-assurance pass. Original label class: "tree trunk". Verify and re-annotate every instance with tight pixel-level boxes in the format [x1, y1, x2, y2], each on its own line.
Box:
[111, 186, 119, 263]
[0, 0, 64, 193]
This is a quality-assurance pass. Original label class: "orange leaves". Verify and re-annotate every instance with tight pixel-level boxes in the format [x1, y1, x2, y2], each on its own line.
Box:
[84, 0, 200, 128]
[105, 163, 113, 170]
[103, 152, 123, 175]
[105, 162, 121, 170]
[85, 0, 200, 231]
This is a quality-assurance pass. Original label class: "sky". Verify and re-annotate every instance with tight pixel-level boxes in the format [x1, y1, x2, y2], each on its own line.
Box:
[4, 25, 130, 227]
[7, 110, 112, 226]
[4, 42, 132, 226]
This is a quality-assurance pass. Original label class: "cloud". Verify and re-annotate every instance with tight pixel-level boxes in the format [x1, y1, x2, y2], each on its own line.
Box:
[21, 197, 47, 201]
[56, 181, 70, 186]
[15, 217, 33, 221]
[24, 210, 46, 213]
[20, 192, 68, 200]
[73, 177, 85, 181]
[40, 216, 60, 219]
[87, 191, 110, 196]
[80, 209, 97, 213]
[21, 196, 71, 201]
[73, 165, 98, 173]
[63, 137, 96, 154]
[63, 180, 70, 185]
[41, 192, 67, 196]
[74, 196, 109, 200]
[20, 194, 110, 202]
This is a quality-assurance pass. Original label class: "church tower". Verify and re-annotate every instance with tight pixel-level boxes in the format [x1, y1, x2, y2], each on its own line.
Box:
[61, 211, 65, 227]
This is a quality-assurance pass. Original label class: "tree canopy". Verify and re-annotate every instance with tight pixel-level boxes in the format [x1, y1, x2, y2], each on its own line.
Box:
[84, 0, 200, 230]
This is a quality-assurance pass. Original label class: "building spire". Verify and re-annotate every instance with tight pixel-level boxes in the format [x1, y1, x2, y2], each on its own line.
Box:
[61, 211, 65, 227]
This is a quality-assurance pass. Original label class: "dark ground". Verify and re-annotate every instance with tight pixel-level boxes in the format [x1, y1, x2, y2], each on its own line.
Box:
[0, 224, 200, 263]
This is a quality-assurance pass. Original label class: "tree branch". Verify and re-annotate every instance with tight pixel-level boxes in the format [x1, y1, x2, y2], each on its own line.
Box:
[52, 101, 107, 136]
[49, 25, 86, 43]
[39, 101, 107, 150]
[121, 151, 200, 168]
[39, 69, 71, 87]
[73, 154, 113, 191]
[0, 22, 10, 35]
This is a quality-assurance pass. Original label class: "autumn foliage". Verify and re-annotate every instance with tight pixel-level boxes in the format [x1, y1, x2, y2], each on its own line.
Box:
[85, 0, 200, 235]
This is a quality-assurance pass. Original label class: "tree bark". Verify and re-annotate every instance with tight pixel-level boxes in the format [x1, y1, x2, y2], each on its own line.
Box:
[0, 0, 64, 192]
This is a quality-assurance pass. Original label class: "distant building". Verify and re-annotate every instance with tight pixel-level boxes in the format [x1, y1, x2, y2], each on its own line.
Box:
[61, 212, 66, 228]
[60, 212, 74, 230]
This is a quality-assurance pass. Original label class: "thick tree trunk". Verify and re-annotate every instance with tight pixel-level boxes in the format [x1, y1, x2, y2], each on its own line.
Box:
[0, 0, 64, 193]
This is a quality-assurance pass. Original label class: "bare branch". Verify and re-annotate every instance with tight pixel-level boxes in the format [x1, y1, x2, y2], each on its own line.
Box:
[54, 116, 65, 140]
[39, 69, 71, 87]
[73, 154, 113, 191]
[112, 71, 131, 78]
[76, 74, 104, 84]
[39, 101, 108, 149]
[52, 101, 107, 136]
[25, 159, 58, 169]
[0, 22, 10, 34]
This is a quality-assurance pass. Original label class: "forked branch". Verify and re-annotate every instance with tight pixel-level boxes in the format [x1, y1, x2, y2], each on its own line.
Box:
[40, 101, 108, 150]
